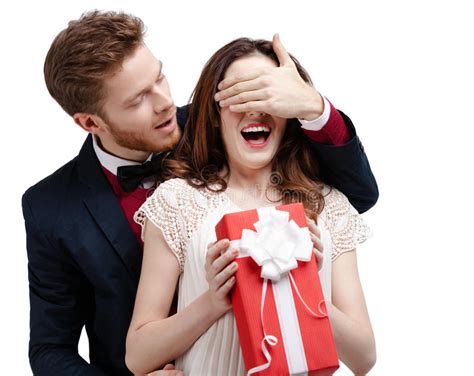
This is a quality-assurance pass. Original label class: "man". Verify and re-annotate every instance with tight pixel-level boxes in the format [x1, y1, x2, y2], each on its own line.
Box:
[22, 10, 377, 376]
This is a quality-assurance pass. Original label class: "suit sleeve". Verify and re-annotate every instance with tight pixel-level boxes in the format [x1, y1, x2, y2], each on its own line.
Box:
[22, 194, 107, 376]
[305, 111, 379, 213]
[176, 105, 189, 131]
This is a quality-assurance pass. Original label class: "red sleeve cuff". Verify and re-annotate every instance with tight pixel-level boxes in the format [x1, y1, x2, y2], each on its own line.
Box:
[302, 101, 351, 146]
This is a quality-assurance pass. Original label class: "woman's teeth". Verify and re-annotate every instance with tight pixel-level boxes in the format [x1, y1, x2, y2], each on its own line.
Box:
[242, 125, 271, 133]
[241, 126, 271, 145]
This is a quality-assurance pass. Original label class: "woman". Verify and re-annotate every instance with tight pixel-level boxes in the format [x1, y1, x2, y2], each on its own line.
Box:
[126, 38, 376, 375]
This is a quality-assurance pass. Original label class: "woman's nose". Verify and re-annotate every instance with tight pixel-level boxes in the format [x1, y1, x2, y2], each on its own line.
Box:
[247, 110, 266, 118]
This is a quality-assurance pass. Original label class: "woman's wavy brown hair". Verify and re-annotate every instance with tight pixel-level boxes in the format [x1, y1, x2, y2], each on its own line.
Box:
[164, 38, 325, 220]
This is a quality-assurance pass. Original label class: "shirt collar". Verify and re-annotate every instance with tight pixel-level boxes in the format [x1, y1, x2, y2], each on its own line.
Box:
[92, 135, 153, 176]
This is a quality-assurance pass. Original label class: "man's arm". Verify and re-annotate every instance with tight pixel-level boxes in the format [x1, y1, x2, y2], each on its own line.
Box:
[298, 107, 378, 213]
[295, 96, 378, 213]
[214, 34, 378, 213]
[22, 194, 106, 376]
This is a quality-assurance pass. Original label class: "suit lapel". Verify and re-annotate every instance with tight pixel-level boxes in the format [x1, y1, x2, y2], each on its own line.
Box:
[77, 135, 142, 280]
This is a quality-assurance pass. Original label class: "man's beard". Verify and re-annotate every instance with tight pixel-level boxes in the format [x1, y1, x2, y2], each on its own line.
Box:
[111, 125, 182, 154]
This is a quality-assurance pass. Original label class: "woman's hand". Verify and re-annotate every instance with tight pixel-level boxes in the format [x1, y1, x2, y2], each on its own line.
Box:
[306, 217, 324, 271]
[205, 239, 239, 313]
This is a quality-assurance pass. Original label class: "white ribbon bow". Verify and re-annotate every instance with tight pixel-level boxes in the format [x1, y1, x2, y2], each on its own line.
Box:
[239, 208, 313, 281]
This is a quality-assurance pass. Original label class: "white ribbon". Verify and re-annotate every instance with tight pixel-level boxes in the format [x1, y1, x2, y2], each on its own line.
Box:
[247, 279, 277, 375]
[245, 274, 328, 376]
[239, 207, 313, 281]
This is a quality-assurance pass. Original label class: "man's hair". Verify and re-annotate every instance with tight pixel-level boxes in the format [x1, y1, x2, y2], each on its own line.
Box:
[44, 10, 145, 117]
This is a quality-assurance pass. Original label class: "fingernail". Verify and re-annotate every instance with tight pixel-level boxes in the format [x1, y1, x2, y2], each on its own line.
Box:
[214, 93, 220, 100]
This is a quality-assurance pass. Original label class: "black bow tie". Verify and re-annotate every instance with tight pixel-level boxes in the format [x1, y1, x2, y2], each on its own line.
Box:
[116, 153, 166, 193]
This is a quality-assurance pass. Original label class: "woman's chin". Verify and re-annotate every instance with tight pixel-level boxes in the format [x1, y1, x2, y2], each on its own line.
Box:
[233, 154, 275, 172]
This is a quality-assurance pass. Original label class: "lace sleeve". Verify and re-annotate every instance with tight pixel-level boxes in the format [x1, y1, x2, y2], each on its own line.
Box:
[321, 188, 372, 262]
[134, 179, 187, 272]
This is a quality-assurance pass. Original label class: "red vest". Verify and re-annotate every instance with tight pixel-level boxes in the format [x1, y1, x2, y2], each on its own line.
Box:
[101, 167, 151, 246]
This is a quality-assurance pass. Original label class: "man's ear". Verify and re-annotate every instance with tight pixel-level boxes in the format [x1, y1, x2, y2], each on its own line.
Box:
[73, 113, 104, 134]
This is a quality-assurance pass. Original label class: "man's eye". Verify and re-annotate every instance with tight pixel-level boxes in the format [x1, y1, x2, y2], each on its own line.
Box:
[157, 74, 165, 83]
[132, 95, 145, 107]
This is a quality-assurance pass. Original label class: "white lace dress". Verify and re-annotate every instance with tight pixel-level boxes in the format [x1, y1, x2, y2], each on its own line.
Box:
[135, 178, 370, 376]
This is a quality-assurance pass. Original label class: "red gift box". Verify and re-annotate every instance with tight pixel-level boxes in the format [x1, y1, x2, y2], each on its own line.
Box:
[215, 203, 339, 375]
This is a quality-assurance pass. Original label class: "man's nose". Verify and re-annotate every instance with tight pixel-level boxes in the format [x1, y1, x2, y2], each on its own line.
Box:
[152, 88, 173, 114]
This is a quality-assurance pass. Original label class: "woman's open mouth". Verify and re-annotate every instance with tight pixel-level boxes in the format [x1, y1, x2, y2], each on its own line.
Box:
[240, 124, 271, 148]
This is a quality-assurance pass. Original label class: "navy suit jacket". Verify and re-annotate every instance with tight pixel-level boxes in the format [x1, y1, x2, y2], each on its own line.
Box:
[22, 107, 377, 375]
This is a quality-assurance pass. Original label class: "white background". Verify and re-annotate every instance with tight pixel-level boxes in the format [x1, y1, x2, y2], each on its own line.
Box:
[1, 0, 473, 374]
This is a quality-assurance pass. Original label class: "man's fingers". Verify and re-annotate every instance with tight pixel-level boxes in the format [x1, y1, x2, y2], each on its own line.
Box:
[272, 33, 294, 67]
[155, 371, 184, 376]
[228, 100, 271, 114]
[149, 363, 184, 376]
[218, 88, 269, 108]
[217, 67, 268, 91]
[215, 78, 263, 102]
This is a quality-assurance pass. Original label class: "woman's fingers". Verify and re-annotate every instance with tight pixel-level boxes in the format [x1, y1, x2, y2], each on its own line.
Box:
[306, 216, 323, 254]
[314, 249, 324, 271]
[206, 248, 238, 282]
[310, 233, 324, 254]
[306, 216, 324, 270]
[210, 260, 239, 291]
[306, 216, 321, 238]
[216, 275, 236, 299]
[206, 239, 229, 265]
[206, 240, 232, 276]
